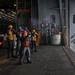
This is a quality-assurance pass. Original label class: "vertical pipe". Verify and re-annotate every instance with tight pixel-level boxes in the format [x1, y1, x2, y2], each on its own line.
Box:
[68, 0, 70, 47]
[37, 0, 39, 31]
[31, 0, 32, 31]
[24, 0, 26, 10]
[65, 0, 69, 46]
[59, 0, 64, 32]
[16, 0, 18, 52]
[16, 0, 18, 31]
[38, 0, 40, 30]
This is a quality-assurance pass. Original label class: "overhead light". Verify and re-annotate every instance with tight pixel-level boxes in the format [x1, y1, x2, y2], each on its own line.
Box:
[11, 14, 15, 16]
[1, 9, 5, 12]
[0, 12, 16, 20]
[8, 13, 11, 15]
[14, 4, 16, 7]
[11, 11, 16, 14]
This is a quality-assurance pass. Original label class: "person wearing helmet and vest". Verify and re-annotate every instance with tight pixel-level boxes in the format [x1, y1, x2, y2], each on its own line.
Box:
[31, 29, 38, 52]
[7, 25, 16, 58]
[15, 26, 23, 57]
[19, 28, 32, 64]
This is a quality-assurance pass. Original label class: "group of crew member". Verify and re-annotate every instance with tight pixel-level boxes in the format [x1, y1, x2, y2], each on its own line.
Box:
[6, 25, 38, 65]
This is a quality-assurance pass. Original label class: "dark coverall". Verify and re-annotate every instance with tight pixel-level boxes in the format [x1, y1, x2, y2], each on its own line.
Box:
[16, 31, 22, 57]
[31, 32, 38, 52]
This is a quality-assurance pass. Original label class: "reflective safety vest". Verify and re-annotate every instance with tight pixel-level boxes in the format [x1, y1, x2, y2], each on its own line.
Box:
[32, 32, 38, 41]
[7, 30, 14, 40]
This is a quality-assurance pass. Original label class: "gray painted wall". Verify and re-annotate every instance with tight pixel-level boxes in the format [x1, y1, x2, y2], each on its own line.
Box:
[70, 0, 75, 38]
[38, 0, 62, 44]
[69, 0, 75, 51]
[17, 0, 75, 46]
[38, 0, 60, 30]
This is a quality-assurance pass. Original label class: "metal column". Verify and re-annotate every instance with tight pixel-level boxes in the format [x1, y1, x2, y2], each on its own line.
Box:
[59, 0, 64, 32]
[65, 0, 70, 46]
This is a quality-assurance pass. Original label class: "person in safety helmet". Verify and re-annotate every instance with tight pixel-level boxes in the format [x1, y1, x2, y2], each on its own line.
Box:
[31, 29, 38, 52]
[18, 26, 23, 31]
[15, 26, 23, 57]
[19, 28, 32, 64]
[8, 25, 13, 29]
[7, 25, 16, 58]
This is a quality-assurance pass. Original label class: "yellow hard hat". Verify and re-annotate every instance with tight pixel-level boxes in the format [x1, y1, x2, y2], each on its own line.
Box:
[8, 25, 13, 29]
[32, 29, 35, 32]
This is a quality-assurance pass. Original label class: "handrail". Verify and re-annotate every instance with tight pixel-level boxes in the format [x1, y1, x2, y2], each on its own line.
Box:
[71, 34, 75, 39]
[70, 34, 75, 43]
[38, 26, 48, 31]
[71, 39, 75, 43]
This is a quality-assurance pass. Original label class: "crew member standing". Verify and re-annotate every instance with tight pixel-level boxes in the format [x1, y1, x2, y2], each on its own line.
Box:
[7, 25, 15, 58]
[31, 29, 38, 52]
[16, 26, 23, 57]
[19, 28, 32, 64]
